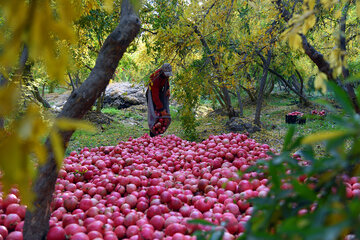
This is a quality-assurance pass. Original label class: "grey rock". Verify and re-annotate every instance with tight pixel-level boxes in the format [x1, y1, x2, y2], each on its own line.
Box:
[103, 82, 146, 109]
[226, 117, 261, 133]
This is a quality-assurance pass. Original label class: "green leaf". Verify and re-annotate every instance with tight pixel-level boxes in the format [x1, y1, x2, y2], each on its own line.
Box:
[187, 219, 216, 226]
[356, 84, 360, 108]
[327, 82, 355, 115]
[283, 125, 296, 151]
[210, 230, 224, 240]
[302, 130, 348, 145]
[291, 180, 317, 201]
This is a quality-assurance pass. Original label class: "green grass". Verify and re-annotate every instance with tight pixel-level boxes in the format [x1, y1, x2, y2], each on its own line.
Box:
[102, 107, 143, 121]
[66, 92, 341, 156]
[101, 107, 120, 115]
[67, 122, 148, 155]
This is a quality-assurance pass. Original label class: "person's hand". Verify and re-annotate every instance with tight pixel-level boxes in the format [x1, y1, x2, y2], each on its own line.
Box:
[159, 109, 169, 116]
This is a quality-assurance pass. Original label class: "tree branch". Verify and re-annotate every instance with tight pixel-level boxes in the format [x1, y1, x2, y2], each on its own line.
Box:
[141, 27, 157, 35]
[300, 33, 334, 80]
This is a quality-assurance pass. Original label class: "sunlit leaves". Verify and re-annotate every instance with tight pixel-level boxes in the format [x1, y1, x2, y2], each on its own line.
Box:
[314, 72, 327, 93]
[0, 86, 49, 207]
[302, 130, 348, 144]
[0, 86, 95, 208]
[0, 0, 115, 81]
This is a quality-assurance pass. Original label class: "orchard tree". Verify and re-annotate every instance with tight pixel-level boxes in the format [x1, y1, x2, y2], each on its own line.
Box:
[280, 0, 360, 112]
[0, 0, 141, 239]
[139, 0, 239, 120]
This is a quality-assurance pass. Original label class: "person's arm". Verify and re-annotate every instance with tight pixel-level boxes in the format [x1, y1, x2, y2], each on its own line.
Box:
[150, 71, 164, 111]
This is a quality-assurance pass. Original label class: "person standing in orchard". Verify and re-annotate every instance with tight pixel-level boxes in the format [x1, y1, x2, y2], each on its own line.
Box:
[146, 63, 173, 137]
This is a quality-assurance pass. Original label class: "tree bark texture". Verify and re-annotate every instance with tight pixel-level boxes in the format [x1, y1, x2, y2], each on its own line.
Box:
[236, 86, 244, 117]
[23, 1, 140, 239]
[300, 34, 334, 81]
[254, 49, 272, 126]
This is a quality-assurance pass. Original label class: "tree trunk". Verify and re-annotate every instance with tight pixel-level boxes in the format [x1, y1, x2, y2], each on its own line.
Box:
[221, 85, 237, 118]
[96, 90, 105, 112]
[267, 67, 310, 106]
[75, 72, 81, 88]
[254, 49, 272, 126]
[340, 2, 360, 113]
[42, 83, 46, 97]
[23, 1, 140, 239]
[239, 83, 256, 102]
[211, 83, 226, 109]
[236, 86, 244, 117]
[295, 69, 305, 105]
[23, 64, 51, 108]
[68, 73, 76, 92]
[0, 74, 7, 129]
[193, 25, 236, 118]
[264, 76, 275, 97]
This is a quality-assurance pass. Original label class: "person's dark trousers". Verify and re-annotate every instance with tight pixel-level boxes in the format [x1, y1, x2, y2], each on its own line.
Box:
[150, 131, 155, 137]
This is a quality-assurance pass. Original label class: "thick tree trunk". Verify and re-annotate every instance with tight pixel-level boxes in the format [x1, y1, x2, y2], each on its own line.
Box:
[236, 86, 244, 117]
[23, 1, 140, 239]
[254, 49, 272, 126]
[300, 34, 334, 81]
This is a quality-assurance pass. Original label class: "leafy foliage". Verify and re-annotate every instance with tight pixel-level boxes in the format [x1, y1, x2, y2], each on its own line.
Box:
[241, 82, 360, 240]
[0, 0, 113, 206]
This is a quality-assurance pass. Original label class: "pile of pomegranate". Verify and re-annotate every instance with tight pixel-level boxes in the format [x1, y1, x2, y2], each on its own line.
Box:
[151, 118, 171, 135]
[287, 111, 304, 117]
[311, 109, 326, 117]
[0, 133, 358, 240]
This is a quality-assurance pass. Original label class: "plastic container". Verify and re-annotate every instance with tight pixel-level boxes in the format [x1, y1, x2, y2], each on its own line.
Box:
[285, 115, 298, 124]
[285, 115, 306, 124]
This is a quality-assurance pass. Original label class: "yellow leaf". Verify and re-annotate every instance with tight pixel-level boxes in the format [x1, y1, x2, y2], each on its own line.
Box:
[32, 143, 47, 165]
[288, 33, 302, 50]
[335, 9, 341, 19]
[308, 0, 316, 10]
[248, 1, 256, 9]
[0, 84, 19, 117]
[314, 73, 327, 93]
[104, 0, 113, 12]
[302, 130, 347, 144]
[55, 118, 96, 132]
[303, 14, 316, 33]
[50, 131, 64, 167]
[357, 0, 360, 17]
